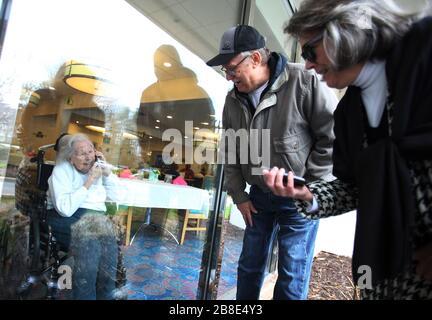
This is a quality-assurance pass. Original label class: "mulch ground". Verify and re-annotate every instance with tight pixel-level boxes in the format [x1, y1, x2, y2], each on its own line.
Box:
[308, 251, 358, 300]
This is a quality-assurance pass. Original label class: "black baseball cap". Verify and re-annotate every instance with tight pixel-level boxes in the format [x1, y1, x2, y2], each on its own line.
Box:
[206, 25, 266, 66]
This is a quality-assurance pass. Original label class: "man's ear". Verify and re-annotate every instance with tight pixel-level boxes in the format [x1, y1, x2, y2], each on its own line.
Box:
[251, 51, 262, 67]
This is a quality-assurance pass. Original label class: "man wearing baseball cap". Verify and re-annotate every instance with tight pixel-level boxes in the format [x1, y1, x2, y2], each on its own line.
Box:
[208, 25, 337, 300]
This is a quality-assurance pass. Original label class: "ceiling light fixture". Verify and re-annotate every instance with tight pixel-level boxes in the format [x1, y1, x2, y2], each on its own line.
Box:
[85, 125, 105, 133]
[63, 60, 117, 97]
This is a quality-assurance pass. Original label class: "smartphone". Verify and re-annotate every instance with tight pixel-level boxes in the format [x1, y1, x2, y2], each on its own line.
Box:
[283, 173, 306, 187]
[94, 155, 107, 168]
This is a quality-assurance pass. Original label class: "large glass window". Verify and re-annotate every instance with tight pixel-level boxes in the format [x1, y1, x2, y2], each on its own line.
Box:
[0, 0, 229, 300]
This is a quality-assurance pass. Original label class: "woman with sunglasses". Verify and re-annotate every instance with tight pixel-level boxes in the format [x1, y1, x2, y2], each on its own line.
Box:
[264, 0, 432, 299]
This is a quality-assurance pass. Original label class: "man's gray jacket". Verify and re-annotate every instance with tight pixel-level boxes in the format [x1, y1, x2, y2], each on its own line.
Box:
[222, 53, 338, 204]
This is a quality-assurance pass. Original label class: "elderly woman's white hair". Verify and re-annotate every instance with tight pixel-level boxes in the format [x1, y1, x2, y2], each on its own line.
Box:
[285, 0, 429, 71]
[56, 133, 93, 164]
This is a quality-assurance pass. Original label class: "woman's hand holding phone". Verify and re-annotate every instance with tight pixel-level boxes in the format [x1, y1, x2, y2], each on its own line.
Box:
[95, 151, 111, 176]
[262, 167, 313, 202]
[283, 174, 306, 187]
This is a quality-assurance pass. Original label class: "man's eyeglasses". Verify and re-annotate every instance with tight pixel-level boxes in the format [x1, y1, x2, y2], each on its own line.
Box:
[301, 34, 323, 63]
[221, 54, 251, 76]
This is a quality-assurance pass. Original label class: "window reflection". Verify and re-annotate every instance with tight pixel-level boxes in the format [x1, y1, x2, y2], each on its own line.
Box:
[138, 44, 215, 169]
[0, 0, 229, 300]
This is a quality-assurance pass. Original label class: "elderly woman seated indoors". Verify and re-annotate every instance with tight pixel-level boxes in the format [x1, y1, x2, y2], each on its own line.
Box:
[46, 133, 124, 300]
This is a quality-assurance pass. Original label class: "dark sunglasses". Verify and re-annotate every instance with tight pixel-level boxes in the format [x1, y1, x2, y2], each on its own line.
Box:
[301, 34, 323, 63]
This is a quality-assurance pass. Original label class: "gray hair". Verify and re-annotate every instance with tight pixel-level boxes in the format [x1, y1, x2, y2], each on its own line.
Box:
[56, 133, 93, 164]
[242, 47, 271, 65]
[285, 0, 426, 70]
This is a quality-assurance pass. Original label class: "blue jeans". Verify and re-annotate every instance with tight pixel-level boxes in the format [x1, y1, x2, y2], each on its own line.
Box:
[46, 208, 117, 300]
[71, 232, 117, 300]
[236, 186, 319, 300]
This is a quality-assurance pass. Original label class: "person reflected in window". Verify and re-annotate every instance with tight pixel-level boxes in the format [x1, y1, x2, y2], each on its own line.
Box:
[264, 0, 432, 299]
[137, 44, 215, 168]
[140, 44, 215, 125]
[15, 76, 72, 218]
[46, 133, 124, 300]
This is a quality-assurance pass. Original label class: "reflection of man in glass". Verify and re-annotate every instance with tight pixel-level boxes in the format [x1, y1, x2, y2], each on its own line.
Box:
[137, 44, 215, 166]
[15, 65, 71, 216]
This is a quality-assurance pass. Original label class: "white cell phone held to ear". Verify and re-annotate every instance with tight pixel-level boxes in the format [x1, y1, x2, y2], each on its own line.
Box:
[95, 155, 108, 169]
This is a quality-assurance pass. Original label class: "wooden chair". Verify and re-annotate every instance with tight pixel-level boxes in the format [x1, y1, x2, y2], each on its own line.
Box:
[114, 205, 133, 246]
[179, 209, 207, 245]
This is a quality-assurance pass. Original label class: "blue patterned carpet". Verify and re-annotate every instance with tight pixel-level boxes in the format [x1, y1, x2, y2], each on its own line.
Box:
[122, 223, 243, 300]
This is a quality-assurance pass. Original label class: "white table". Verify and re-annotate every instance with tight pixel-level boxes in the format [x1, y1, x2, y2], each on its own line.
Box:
[117, 178, 210, 245]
